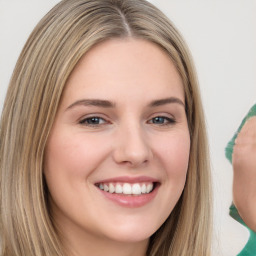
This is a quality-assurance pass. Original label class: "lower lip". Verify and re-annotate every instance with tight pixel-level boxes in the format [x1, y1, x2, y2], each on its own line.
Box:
[97, 184, 159, 208]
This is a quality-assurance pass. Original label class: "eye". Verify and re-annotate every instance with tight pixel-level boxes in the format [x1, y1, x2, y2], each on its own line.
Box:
[79, 116, 108, 126]
[148, 116, 176, 126]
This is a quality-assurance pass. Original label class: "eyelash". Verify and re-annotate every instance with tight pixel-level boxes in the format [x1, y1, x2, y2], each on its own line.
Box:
[79, 116, 108, 126]
[148, 116, 176, 126]
[79, 115, 176, 127]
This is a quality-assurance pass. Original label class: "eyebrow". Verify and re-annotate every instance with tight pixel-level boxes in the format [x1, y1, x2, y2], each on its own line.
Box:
[149, 97, 185, 107]
[66, 99, 115, 110]
[66, 97, 185, 111]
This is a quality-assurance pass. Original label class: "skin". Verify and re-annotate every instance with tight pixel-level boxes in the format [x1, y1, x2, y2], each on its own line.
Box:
[44, 38, 190, 256]
[233, 116, 256, 231]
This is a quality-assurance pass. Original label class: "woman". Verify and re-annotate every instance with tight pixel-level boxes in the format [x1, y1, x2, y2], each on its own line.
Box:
[0, 0, 212, 255]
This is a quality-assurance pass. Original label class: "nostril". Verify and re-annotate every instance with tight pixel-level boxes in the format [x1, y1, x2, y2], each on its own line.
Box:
[112, 148, 152, 167]
[112, 130, 152, 166]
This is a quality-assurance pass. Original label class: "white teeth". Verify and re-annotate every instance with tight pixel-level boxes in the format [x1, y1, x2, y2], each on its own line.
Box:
[98, 182, 154, 195]
[132, 184, 142, 195]
[109, 183, 115, 193]
[115, 184, 123, 194]
[141, 184, 146, 194]
[123, 183, 132, 194]
[103, 184, 109, 192]
[146, 184, 153, 193]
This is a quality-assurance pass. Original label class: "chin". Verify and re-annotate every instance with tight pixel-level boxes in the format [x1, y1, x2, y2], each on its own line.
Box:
[101, 220, 161, 244]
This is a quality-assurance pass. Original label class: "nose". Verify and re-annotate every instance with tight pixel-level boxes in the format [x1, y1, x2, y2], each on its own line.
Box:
[112, 123, 152, 167]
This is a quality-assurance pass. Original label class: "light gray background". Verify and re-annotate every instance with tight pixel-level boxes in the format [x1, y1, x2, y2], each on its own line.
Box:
[0, 1, 255, 255]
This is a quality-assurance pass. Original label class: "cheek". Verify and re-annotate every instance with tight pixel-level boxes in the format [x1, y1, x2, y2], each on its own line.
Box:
[156, 131, 190, 177]
[43, 132, 113, 213]
[153, 130, 190, 210]
[43, 132, 112, 219]
[44, 132, 109, 179]
[148, 131, 190, 227]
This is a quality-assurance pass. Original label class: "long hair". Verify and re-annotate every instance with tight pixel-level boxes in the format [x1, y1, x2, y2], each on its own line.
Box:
[0, 0, 212, 255]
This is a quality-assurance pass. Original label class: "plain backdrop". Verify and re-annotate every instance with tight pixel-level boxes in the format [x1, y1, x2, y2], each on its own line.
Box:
[0, 0, 255, 255]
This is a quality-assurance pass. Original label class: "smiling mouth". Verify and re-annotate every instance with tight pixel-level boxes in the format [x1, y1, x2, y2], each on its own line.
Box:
[95, 182, 158, 195]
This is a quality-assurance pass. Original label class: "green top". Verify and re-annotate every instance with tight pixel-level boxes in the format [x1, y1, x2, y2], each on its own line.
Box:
[225, 104, 256, 256]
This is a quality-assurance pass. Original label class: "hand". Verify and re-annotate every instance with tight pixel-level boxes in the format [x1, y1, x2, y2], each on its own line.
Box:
[233, 116, 256, 231]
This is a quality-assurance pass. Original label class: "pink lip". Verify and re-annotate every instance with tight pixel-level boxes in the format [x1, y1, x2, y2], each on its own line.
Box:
[95, 176, 160, 208]
[95, 175, 159, 184]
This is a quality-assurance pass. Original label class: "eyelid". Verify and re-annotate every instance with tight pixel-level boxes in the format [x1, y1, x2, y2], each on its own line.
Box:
[77, 112, 177, 127]
[78, 114, 110, 127]
[147, 114, 176, 126]
[148, 112, 176, 120]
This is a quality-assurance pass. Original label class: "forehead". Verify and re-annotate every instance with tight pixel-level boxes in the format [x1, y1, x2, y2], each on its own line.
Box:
[62, 38, 184, 105]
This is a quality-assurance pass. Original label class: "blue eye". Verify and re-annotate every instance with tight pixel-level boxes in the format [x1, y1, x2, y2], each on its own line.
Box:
[150, 116, 175, 125]
[79, 117, 107, 126]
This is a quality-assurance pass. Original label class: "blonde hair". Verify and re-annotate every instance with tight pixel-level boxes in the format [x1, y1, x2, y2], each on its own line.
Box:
[0, 0, 212, 255]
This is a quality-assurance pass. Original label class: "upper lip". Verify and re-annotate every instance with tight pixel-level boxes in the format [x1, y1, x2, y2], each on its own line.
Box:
[95, 176, 160, 184]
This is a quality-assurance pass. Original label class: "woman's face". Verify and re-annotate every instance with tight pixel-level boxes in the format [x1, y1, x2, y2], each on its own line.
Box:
[44, 38, 190, 250]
